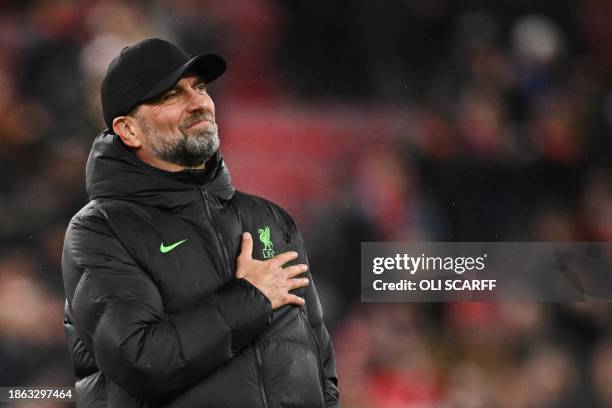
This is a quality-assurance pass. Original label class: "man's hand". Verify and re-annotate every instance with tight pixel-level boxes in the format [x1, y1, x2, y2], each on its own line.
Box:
[236, 232, 309, 310]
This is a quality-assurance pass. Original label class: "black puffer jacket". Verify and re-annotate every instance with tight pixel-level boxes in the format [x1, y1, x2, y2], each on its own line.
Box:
[62, 131, 340, 407]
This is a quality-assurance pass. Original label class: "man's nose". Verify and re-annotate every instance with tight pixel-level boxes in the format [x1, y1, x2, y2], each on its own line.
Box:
[186, 89, 213, 113]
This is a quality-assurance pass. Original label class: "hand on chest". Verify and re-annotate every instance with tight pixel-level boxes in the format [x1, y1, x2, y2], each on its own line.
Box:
[109, 198, 301, 311]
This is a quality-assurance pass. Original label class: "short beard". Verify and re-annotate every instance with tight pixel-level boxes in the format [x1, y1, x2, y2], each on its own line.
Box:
[138, 111, 220, 168]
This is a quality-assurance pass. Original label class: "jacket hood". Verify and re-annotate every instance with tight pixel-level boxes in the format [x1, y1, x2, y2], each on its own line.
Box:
[85, 131, 235, 211]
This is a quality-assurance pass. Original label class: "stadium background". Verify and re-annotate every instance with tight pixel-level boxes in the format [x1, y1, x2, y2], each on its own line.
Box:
[1, 0, 611, 406]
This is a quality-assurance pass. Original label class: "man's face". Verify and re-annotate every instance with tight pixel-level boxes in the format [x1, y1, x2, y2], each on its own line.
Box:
[133, 73, 219, 168]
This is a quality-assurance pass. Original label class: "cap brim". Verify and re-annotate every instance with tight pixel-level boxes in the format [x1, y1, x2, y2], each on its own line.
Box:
[140, 53, 226, 102]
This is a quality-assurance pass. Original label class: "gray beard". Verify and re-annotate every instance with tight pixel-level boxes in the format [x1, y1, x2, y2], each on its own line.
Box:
[141, 114, 220, 168]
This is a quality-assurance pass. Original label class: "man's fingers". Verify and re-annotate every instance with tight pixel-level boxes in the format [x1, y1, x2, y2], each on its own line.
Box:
[270, 250, 299, 268]
[283, 264, 308, 278]
[287, 277, 309, 291]
[239, 232, 253, 259]
[285, 294, 306, 306]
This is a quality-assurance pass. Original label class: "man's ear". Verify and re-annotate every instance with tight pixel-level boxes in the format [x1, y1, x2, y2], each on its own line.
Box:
[113, 116, 142, 148]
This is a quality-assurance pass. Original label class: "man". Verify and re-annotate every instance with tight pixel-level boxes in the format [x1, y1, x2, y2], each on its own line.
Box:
[62, 38, 340, 407]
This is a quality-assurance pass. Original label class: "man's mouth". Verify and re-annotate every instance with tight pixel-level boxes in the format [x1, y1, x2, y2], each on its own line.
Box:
[185, 119, 209, 129]
[183, 116, 214, 131]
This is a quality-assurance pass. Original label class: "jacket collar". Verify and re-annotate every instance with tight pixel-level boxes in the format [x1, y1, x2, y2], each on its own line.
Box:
[85, 130, 235, 211]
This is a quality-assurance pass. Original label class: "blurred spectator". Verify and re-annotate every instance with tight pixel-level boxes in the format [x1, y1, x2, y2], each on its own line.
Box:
[592, 335, 612, 407]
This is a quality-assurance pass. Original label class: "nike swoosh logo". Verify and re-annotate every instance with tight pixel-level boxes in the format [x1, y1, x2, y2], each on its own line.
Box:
[160, 239, 188, 253]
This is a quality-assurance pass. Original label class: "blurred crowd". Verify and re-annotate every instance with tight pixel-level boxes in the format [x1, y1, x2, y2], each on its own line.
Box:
[0, 0, 611, 407]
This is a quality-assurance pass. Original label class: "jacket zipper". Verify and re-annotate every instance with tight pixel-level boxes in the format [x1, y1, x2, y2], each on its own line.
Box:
[200, 185, 270, 408]
[300, 311, 326, 395]
[199, 186, 232, 278]
[254, 344, 270, 408]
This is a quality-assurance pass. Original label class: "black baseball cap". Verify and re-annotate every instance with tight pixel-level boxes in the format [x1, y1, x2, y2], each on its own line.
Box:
[101, 38, 226, 130]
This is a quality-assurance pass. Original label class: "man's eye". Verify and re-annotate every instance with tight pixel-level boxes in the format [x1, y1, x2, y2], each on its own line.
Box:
[162, 90, 178, 100]
[196, 83, 207, 93]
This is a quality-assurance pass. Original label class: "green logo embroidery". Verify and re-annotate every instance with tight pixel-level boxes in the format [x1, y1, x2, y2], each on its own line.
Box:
[160, 239, 188, 253]
[258, 226, 275, 259]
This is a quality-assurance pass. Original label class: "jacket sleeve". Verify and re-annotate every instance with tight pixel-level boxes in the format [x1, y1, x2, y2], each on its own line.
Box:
[62, 212, 272, 396]
[296, 230, 340, 408]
